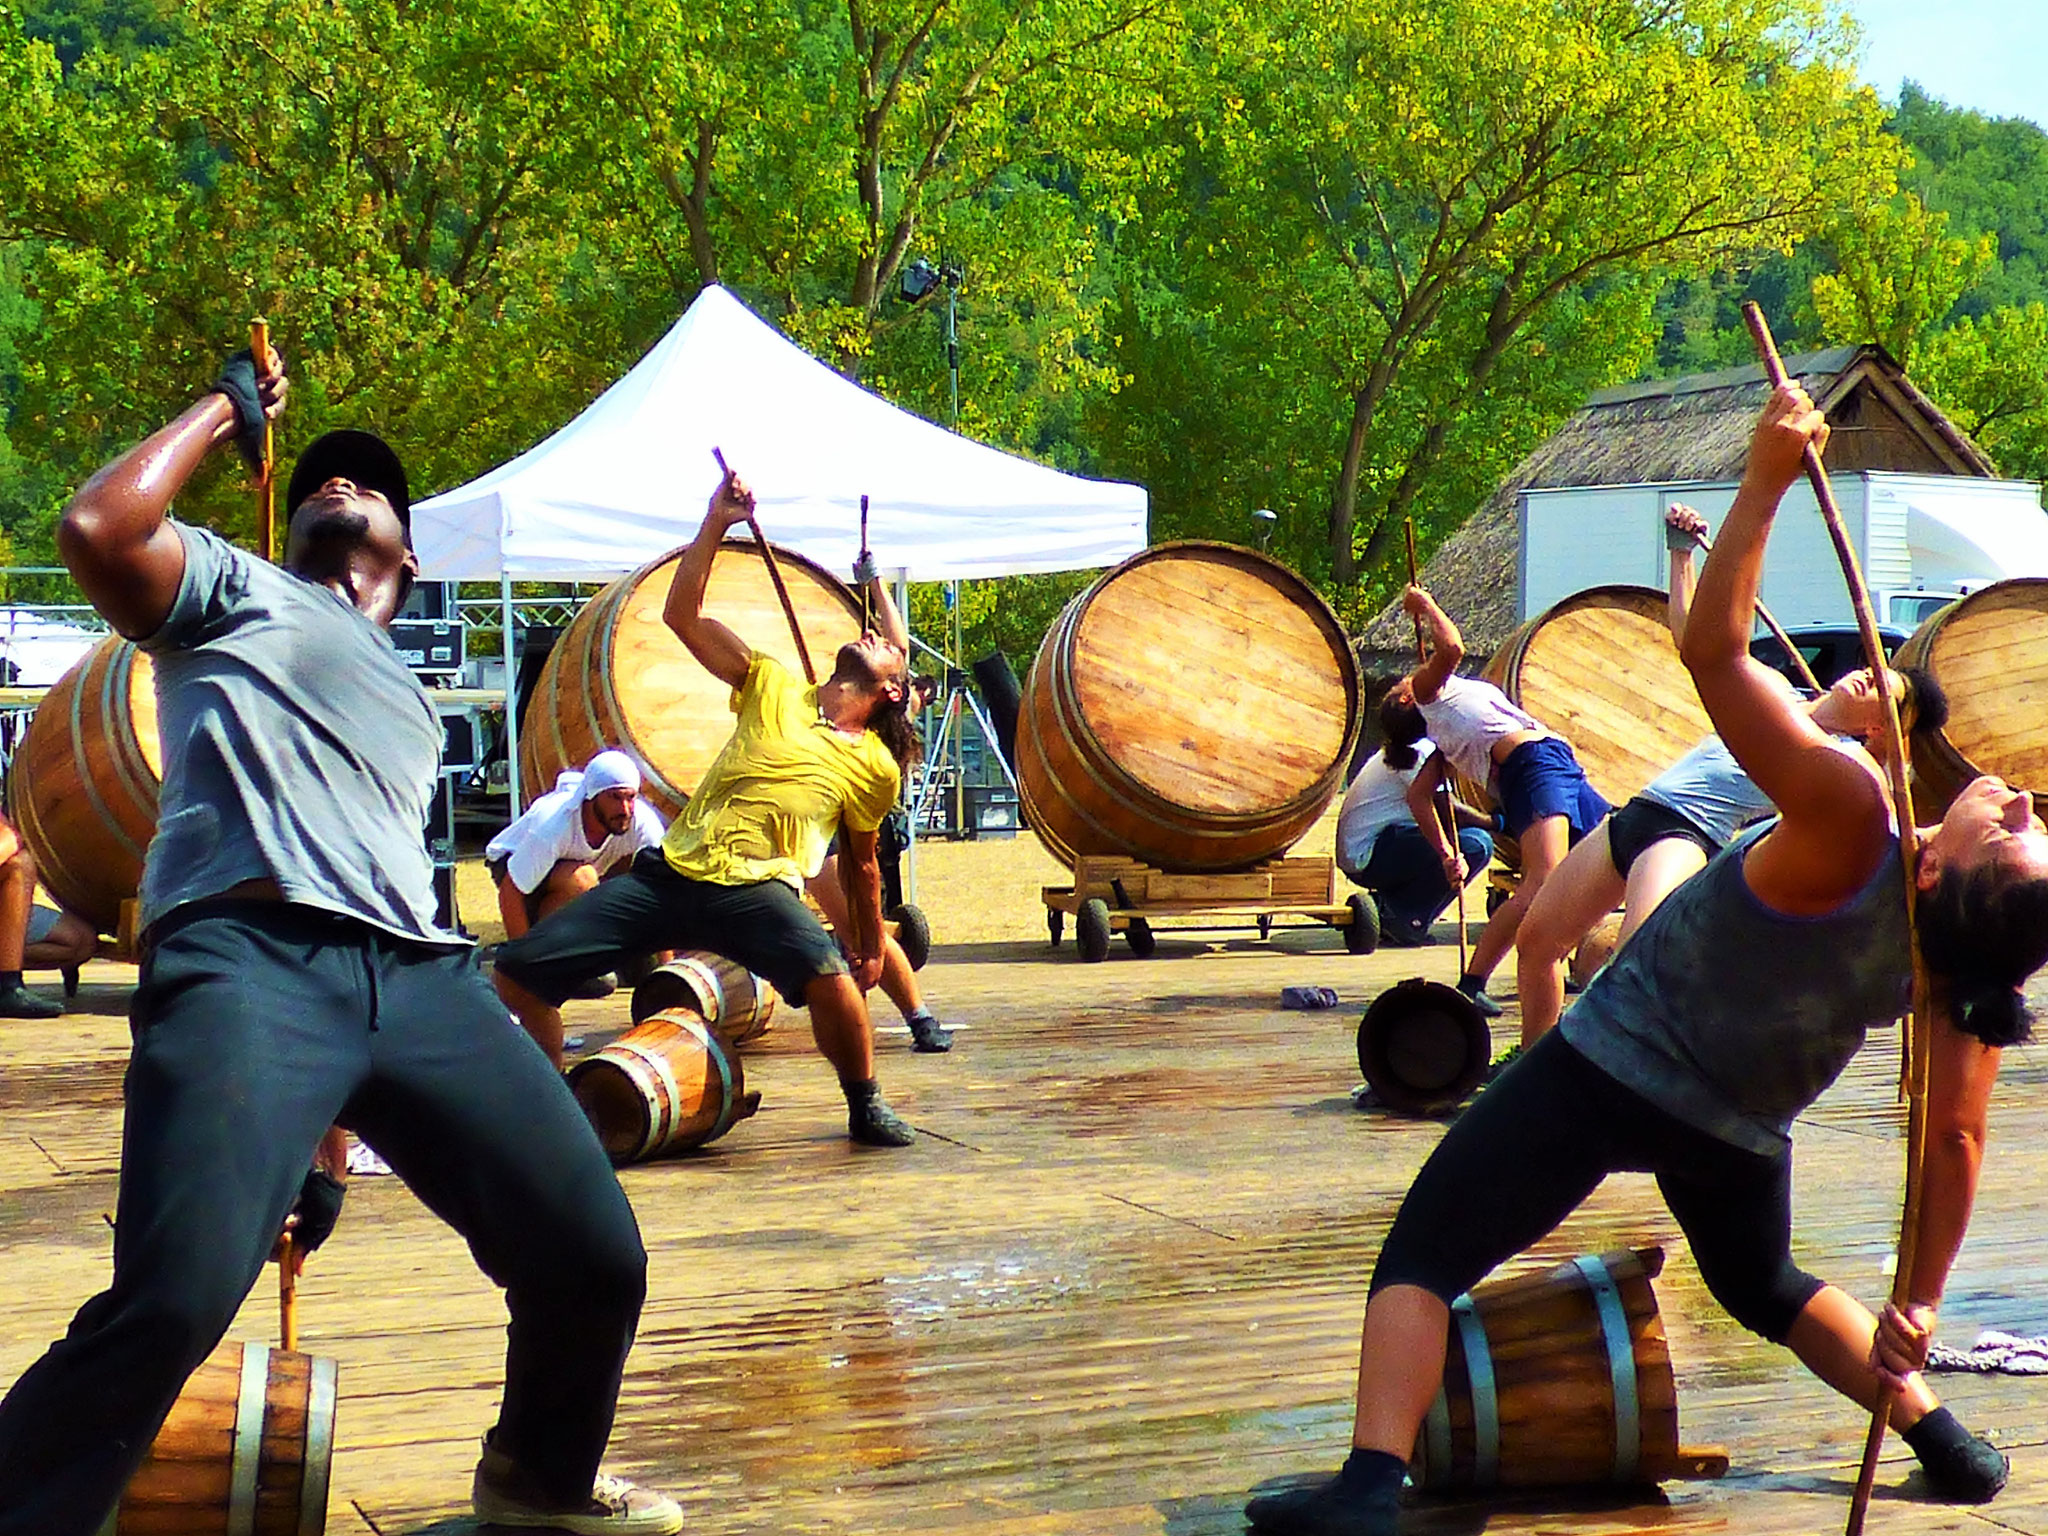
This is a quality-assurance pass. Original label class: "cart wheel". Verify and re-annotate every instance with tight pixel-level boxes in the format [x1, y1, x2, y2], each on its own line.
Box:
[1124, 917, 1157, 958]
[1076, 898, 1113, 963]
[1344, 892, 1381, 955]
[1048, 908, 1064, 946]
[1485, 886, 1508, 917]
[888, 902, 932, 971]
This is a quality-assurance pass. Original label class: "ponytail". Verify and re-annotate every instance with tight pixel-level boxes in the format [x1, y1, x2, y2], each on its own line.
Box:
[1918, 863, 2048, 1046]
[1379, 686, 1425, 772]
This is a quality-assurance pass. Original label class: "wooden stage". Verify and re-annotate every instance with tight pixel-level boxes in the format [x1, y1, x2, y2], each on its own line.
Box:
[8, 925, 2048, 1534]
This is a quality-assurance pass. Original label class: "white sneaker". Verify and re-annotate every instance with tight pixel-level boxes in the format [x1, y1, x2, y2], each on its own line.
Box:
[473, 1445, 685, 1535]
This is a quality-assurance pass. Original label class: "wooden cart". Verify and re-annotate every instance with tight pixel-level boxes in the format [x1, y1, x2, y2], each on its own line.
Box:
[1042, 853, 1377, 961]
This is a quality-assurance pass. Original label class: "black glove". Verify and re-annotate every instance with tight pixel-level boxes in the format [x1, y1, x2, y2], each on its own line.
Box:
[1664, 520, 1703, 553]
[210, 347, 269, 471]
[289, 1167, 347, 1254]
[852, 550, 880, 586]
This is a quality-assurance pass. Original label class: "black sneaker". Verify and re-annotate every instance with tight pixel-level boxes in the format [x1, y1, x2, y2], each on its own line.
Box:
[849, 1094, 916, 1147]
[1918, 1429, 2010, 1503]
[1245, 1474, 1398, 1535]
[1484, 1044, 1523, 1083]
[0, 985, 62, 1020]
[1458, 983, 1503, 1019]
[569, 971, 620, 1001]
[907, 1011, 954, 1053]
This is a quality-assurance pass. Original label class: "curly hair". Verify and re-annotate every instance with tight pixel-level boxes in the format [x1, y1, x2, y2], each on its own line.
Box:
[867, 690, 922, 775]
[1379, 684, 1427, 771]
[1918, 861, 2048, 1046]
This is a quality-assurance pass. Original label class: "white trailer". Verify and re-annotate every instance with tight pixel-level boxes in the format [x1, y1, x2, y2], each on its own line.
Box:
[1519, 472, 2048, 631]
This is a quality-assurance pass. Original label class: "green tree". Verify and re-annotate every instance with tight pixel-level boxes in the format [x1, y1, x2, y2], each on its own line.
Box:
[1917, 303, 2048, 487]
[1807, 192, 1994, 365]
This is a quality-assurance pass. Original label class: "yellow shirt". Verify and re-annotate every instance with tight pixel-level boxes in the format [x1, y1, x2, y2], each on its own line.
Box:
[662, 652, 901, 889]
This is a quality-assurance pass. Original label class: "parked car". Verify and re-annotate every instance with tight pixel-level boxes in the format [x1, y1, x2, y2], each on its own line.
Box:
[1749, 623, 1911, 688]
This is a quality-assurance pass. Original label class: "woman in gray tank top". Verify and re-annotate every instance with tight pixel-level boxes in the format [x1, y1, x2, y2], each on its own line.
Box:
[1249, 384, 2048, 1536]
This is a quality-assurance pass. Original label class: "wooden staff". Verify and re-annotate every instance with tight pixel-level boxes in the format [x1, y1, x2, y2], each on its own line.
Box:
[278, 1232, 298, 1351]
[1689, 527, 1824, 695]
[859, 494, 872, 633]
[1739, 302, 1926, 1536]
[1406, 519, 1469, 972]
[712, 447, 815, 683]
[250, 317, 275, 562]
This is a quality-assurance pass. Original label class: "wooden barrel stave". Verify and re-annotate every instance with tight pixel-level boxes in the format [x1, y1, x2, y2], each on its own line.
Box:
[628, 952, 777, 1044]
[116, 1339, 336, 1535]
[1894, 580, 2048, 818]
[1015, 542, 1361, 872]
[7, 636, 161, 935]
[1412, 1247, 1683, 1491]
[520, 540, 865, 820]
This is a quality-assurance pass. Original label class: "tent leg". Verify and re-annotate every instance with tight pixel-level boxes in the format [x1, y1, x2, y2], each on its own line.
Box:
[896, 569, 918, 907]
[502, 573, 519, 815]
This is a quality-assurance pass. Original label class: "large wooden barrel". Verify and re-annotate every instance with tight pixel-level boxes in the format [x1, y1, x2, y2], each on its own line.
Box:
[1471, 586, 1711, 813]
[520, 539, 865, 819]
[629, 951, 778, 1044]
[1893, 579, 2048, 817]
[567, 1012, 760, 1162]
[1411, 1246, 1721, 1491]
[1014, 543, 1361, 871]
[113, 1339, 337, 1535]
[6, 635, 160, 934]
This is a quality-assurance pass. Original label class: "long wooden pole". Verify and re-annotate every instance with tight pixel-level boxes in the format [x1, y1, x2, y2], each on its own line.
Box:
[1690, 527, 1824, 695]
[1406, 520, 1469, 972]
[278, 1232, 298, 1351]
[860, 494, 872, 633]
[250, 318, 275, 562]
[1739, 303, 1928, 1536]
[712, 447, 815, 684]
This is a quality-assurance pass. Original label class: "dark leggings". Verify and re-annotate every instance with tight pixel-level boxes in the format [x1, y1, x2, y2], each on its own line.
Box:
[1371, 1031, 1823, 1344]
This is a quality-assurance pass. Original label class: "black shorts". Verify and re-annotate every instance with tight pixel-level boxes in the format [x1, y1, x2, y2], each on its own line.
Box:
[487, 856, 545, 928]
[1606, 796, 1718, 877]
[494, 849, 846, 1008]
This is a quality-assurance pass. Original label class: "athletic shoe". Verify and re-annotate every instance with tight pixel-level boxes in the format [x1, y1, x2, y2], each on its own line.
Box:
[1917, 1427, 2010, 1503]
[906, 1010, 954, 1053]
[1484, 1044, 1523, 1083]
[849, 1093, 916, 1146]
[1244, 1473, 1398, 1535]
[0, 985, 62, 1020]
[472, 1444, 684, 1534]
[1457, 982, 1503, 1019]
[1376, 927, 1436, 948]
[569, 971, 619, 1001]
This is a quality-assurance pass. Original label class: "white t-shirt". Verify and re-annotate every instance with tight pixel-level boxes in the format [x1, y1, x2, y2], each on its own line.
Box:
[1335, 743, 1430, 874]
[1417, 675, 1544, 789]
[485, 770, 667, 894]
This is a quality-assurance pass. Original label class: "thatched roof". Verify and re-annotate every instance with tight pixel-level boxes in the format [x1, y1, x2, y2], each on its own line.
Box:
[1358, 344, 1997, 662]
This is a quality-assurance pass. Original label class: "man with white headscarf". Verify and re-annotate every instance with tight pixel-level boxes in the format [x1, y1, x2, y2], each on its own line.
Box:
[486, 750, 667, 943]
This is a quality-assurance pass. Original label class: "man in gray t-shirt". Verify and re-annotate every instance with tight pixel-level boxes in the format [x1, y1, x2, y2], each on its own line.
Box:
[0, 350, 680, 1536]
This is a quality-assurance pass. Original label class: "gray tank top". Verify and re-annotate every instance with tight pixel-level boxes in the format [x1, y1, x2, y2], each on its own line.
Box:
[1560, 823, 1909, 1154]
[1635, 735, 1775, 848]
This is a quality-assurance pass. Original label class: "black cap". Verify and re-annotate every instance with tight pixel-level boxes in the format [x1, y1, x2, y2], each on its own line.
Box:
[285, 429, 411, 530]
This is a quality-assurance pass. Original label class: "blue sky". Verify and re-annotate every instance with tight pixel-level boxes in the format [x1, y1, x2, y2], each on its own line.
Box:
[1839, 0, 2048, 129]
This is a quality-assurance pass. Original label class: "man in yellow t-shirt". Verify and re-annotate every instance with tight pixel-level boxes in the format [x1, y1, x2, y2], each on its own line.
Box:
[495, 467, 920, 1146]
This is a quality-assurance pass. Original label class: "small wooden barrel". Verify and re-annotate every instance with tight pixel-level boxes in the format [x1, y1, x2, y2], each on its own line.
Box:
[520, 539, 865, 819]
[113, 1339, 337, 1535]
[568, 1011, 761, 1163]
[1472, 586, 1710, 814]
[1412, 1246, 1713, 1491]
[1014, 542, 1361, 871]
[6, 635, 160, 935]
[629, 951, 778, 1044]
[1356, 978, 1490, 1116]
[1892, 579, 2048, 817]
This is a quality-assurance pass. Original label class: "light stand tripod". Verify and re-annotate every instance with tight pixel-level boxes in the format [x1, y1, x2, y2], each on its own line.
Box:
[907, 635, 1020, 838]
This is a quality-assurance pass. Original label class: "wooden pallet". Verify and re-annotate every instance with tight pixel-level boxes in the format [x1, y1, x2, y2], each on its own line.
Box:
[1040, 853, 1373, 960]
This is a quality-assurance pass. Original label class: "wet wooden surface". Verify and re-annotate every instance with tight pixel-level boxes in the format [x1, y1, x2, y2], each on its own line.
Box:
[8, 907, 2048, 1534]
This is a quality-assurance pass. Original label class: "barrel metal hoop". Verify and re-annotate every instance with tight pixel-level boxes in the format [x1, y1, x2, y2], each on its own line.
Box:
[670, 958, 724, 1023]
[1452, 1293, 1498, 1488]
[609, 1037, 688, 1159]
[1574, 1254, 1640, 1482]
[1422, 1383, 1451, 1487]
[299, 1354, 339, 1536]
[95, 1504, 119, 1536]
[700, 1025, 738, 1140]
[229, 1342, 271, 1536]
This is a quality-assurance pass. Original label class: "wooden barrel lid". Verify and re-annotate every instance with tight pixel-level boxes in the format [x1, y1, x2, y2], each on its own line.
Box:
[1900, 579, 2048, 793]
[1064, 543, 1357, 816]
[1497, 586, 1709, 808]
[553, 540, 865, 817]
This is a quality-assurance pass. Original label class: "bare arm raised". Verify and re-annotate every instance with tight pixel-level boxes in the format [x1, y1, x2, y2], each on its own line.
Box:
[60, 351, 287, 638]
[664, 469, 759, 688]
[1681, 385, 1890, 910]
[1402, 586, 1462, 705]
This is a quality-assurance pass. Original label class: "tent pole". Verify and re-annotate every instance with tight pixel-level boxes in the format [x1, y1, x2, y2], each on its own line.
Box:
[501, 572, 519, 814]
[897, 568, 918, 906]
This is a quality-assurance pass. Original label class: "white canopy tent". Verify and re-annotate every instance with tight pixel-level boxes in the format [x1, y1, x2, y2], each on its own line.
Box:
[411, 283, 1149, 806]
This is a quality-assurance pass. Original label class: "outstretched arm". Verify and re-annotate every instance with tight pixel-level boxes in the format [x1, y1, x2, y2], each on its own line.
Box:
[665, 469, 758, 688]
[61, 351, 286, 638]
[1681, 386, 1886, 885]
[1664, 503, 1708, 644]
[1402, 586, 1462, 705]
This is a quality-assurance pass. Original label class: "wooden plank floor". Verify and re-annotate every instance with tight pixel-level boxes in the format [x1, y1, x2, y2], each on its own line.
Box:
[9, 918, 2048, 1534]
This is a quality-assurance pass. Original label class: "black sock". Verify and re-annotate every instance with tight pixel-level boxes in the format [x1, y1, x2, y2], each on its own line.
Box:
[906, 1007, 935, 1027]
[1903, 1406, 1970, 1459]
[1458, 973, 1487, 996]
[842, 1077, 880, 1109]
[1336, 1446, 1406, 1495]
[0, 971, 22, 992]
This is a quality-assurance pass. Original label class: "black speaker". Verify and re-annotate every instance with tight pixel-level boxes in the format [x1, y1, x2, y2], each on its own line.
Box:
[513, 626, 562, 737]
[970, 651, 1022, 778]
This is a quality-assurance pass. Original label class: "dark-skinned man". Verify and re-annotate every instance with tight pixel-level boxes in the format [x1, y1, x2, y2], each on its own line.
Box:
[0, 345, 680, 1535]
[494, 466, 921, 1147]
